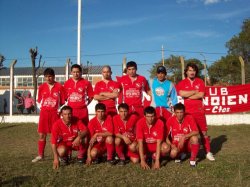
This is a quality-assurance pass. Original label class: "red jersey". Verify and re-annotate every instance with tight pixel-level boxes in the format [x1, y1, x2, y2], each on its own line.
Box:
[94, 80, 121, 108]
[166, 115, 198, 144]
[88, 115, 113, 142]
[119, 75, 150, 106]
[177, 78, 205, 113]
[136, 118, 164, 144]
[113, 114, 138, 141]
[64, 78, 93, 108]
[37, 82, 65, 111]
[51, 118, 87, 144]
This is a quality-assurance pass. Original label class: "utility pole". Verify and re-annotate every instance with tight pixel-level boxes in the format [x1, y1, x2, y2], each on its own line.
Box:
[10, 60, 17, 116]
[77, 0, 82, 65]
[180, 56, 185, 80]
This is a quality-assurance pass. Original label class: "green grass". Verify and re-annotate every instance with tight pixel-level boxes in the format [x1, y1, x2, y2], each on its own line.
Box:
[0, 123, 250, 187]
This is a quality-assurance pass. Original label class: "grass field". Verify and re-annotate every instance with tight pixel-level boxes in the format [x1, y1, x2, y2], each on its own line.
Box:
[0, 123, 250, 187]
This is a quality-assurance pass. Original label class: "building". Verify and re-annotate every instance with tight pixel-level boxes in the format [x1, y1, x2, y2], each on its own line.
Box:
[0, 65, 103, 114]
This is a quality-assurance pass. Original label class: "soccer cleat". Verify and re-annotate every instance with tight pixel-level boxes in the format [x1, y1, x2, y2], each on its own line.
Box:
[117, 160, 126, 166]
[59, 157, 69, 165]
[32, 155, 43, 163]
[206, 152, 215, 161]
[92, 158, 101, 165]
[107, 159, 116, 165]
[180, 153, 187, 160]
[174, 159, 181, 163]
[189, 160, 196, 167]
[77, 158, 85, 164]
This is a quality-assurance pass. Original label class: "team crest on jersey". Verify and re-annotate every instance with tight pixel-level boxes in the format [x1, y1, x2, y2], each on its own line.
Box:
[78, 88, 83, 93]
[53, 92, 59, 97]
[135, 83, 141, 88]
[183, 127, 189, 133]
[195, 85, 200, 89]
[109, 86, 114, 91]
[155, 87, 165, 96]
[152, 131, 158, 137]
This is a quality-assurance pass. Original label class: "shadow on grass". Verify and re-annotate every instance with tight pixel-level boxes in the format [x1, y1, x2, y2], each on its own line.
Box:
[0, 176, 38, 186]
[198, 135, 227, 162]
[210, 135, 227, 155]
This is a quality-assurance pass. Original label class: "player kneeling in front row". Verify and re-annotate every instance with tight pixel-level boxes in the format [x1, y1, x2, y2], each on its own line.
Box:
[134, 106, 170, 170]
[113, 103, 139, 165]
[166, 103, 200, 167]
[86, 103, 115, 165]
[51, 106, 89, 169]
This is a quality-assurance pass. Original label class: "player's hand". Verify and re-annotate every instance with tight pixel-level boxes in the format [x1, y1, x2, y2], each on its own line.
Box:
[72, 136, 81, 147]
[140, 161, 150, 170]
[89, 137, 96, 146]
[123, 136, 131, 145]
[86, 158, 92, 165]
[153, 160, 160, 170]
[53, 158, 60, 169]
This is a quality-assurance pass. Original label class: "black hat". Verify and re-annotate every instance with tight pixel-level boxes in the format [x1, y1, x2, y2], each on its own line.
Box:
[157, 66, 166, 74]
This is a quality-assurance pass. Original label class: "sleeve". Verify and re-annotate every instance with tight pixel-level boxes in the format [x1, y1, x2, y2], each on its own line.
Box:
[143, 78, 150, 92]
[59, 85, 66, 106]
[87, 81, 94, 98]
[166, 117, 172, 136]
[88, 120, 95, 137]
[157, 121, 164, 140]
[94, 82, 100, 95]
[199, 79, 206, 93]
[77, 120, 87, 132]
[176, 81, 184, 95]
[106, 116, 114, 134]
[136, 120, 144, 140]
[170, 83, 178, 106]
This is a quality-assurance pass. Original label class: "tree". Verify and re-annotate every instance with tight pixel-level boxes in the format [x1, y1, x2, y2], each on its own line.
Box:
[208, 55, 245, 85]
[0, 54, 6, 70]
[29, 47, 44, 113]
[149, 55, 203, 84]
[226, 19, 250, 64]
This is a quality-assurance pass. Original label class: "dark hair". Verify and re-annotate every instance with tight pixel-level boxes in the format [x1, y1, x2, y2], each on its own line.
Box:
[118, 103, 129, 111]
[173, 103, 185, 112]
[184, 62, 199, 78]
[44, 68, 55, 76]
[126, 61, 137, 70]
[95, 103, 106, 111]
[60, 105, 73, 113]
[71, 64, 82, 72]
[102, 65, 112, 72]
[144, 106, 156, 116]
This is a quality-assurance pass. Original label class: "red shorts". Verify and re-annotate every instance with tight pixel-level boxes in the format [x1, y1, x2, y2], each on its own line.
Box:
[38, 110, 59, 133]
[92, 141, 107, 155]
[188, 112, 208, 132]
[106, 107, 117, 117]
[72, 107, 89, 125]
[172, 140, 192, 153]
[119, 140, 139, 159]
[156, 107, 173, 123]
[129, 105, 144, 118]
[57, 141, 80, 151]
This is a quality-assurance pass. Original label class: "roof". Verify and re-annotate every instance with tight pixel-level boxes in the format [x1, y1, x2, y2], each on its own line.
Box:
[0, 65, 103, 76]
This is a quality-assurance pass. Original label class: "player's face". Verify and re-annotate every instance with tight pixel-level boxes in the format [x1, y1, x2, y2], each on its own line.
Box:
[44, 74, 55, 85]
[96, 109, 106, 121]
[61, 109, 72, 125]
[186, 67, 196, 80]
[175, 109, 184, 122]
[157, 72, 166, 81]
[102, 67, 112, 80]
[145, 113, 155, 125]
[71, 68, 82, 80]
[118, 108, 128, 120]
[127, 66, 137, 77]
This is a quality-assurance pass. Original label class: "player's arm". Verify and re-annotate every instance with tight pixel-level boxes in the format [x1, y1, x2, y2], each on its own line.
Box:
[153, 139, 162, 170]
[86, 144, 92, 165]
[51, 144, 60, 169]
[179, 90, 198, 98]
[93, 94, 109, 101]
[188, 91, 205, 100]
[72, 129, 89, 147]
[138, 139, 150, 170]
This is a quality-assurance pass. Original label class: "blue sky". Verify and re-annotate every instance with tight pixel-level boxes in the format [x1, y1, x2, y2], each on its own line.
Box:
[0, 0, 250, 78]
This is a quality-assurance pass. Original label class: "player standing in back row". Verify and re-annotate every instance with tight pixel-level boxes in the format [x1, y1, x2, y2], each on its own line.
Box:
[64, 64, 94, 125]
[176, 62, 215, 161]
[118, 61, 151, 118]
